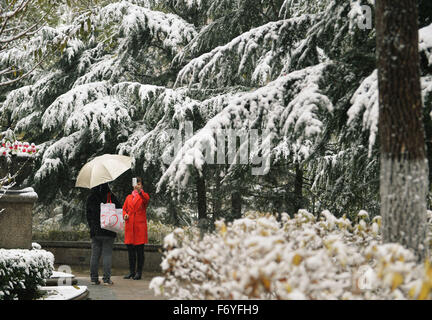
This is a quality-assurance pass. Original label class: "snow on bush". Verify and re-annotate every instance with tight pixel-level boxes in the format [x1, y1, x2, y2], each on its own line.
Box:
[0, 248, 54, 300]
[150, 210, 432, 300]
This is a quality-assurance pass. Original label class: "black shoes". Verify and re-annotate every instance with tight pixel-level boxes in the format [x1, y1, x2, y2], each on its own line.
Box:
[123, 273, 135, 279]
[124, 273, 141, 280]
[124, 272, 141, 280]
[133, 273, 142, 280]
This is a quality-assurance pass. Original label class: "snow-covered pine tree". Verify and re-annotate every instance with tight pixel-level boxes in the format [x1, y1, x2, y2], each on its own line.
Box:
[1, 0, 201, 222]
[154, 0, 380, 221]
[0, 0, 62, 87]
[1, 0, 432, 229]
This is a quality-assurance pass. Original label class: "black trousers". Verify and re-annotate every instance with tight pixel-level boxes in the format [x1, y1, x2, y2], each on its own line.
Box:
[126, 244, 145, 274]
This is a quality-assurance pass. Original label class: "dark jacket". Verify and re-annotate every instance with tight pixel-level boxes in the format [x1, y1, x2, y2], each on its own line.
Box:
[86, 183, 121, 238]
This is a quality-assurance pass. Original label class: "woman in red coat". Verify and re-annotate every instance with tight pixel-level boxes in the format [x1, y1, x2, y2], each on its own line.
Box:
[122, 177, 150, 280]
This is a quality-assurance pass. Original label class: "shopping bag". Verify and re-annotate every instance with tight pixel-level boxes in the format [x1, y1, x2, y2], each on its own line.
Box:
[100, 193, 124, 233]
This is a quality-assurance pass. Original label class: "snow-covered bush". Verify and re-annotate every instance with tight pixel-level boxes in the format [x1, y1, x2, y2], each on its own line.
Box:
[150, 210, 432, 300]
[0, 248, 54, 300]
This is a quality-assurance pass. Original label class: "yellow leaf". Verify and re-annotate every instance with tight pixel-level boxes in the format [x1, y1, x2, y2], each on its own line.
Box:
[219, 223, 227, 236]
[285, 283, 292, 293]
[418, 282, 430, 300]
[425, 260, 432, 282]
[408, 285, 417, 299]
[391, 273, 404, 291]
[261, 276, 271, 291]
[292, 254, 303, 266]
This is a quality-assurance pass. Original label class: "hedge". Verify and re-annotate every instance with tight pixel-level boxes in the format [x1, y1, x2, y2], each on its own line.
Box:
[33, 220, 177, 244]
[0, 246, 54, 300]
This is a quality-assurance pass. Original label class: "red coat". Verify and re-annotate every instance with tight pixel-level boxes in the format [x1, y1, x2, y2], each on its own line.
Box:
[123, 190, 150, 245]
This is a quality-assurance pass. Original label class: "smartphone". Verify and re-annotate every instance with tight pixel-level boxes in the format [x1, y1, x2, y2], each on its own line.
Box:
[132, 177, 137, 187]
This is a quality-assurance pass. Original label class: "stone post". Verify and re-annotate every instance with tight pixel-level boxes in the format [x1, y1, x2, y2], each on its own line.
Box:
[0, 188, 38, 249]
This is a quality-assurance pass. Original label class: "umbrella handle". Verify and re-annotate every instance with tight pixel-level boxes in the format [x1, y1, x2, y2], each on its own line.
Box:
[107, 192, 111, 203]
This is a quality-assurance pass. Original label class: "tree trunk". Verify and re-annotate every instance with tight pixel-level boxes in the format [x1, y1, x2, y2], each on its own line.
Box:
[294, 163, 303, 213]
[196, 173, 207, 220]
[231, 190, 242, 220]
[213, 168, 222, 221]
[168, 199, 179, 226]
[376, 0, 429, 261]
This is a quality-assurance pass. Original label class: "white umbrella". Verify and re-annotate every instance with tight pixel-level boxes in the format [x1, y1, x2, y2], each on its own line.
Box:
[75, 154, 132, 189]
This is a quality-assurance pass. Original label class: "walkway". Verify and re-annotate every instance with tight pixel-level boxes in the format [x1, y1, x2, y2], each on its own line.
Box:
[70, 266, 165, 300]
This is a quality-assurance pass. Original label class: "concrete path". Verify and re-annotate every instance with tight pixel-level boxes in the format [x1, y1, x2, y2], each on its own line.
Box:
[71, 267, 166, 300]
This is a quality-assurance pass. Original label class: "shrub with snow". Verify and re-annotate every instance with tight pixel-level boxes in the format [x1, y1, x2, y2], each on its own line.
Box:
[0, 248, 54, 300]
[150, 210, 432, 300]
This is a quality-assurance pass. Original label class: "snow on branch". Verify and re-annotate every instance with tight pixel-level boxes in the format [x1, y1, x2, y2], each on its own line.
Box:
[152, 0, 203, 11]
[347, 70, 378, 157]
[34, 132, 83, 183]
[0, 71, 65, 135]
[41, 81, 109, 133]
[95, 1, 197, 54]
[420, 23, 432, 67]
[279, 0, 330, 19]
[64, 96, 130, 137]
[348, 70, 432, 159]
[277, 63, 333, 162]
[347, 26, 432, 157]
[157, 63, 333, 192]
[175, 15, 315, 89]
[73, 57, 120, 86]
[111, 81, 166, 118]
[126, 88, 200, 166]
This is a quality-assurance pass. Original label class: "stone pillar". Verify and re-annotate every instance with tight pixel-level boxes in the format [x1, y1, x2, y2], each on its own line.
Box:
[0, 187, 38, 249]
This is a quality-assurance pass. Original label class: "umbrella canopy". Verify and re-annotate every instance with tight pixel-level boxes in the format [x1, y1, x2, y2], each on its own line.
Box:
[75, 154, 132, 189]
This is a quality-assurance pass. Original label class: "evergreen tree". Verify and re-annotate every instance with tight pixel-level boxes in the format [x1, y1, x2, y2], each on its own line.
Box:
[0, 0, 431, 231]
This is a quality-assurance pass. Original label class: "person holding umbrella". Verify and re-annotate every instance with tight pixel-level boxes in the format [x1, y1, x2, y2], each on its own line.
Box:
[86, 183, 121, 285]
[76, 154, 132, 285]
[123, 177, 150, 280]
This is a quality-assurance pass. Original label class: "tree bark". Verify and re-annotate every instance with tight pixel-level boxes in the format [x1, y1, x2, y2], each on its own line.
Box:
[376, 0, 429, 261]
[231, 190, 242, 220]
[213, 168, 222, 221]
[168, 199, 179, 225]
[294, 163, 303, 213]
[196, 173, 207, 220]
